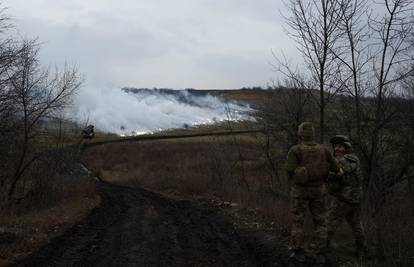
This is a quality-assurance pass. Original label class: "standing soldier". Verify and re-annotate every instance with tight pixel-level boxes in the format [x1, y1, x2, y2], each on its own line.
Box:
[327, 135, 365, 257]
[286, 122, 339, 266]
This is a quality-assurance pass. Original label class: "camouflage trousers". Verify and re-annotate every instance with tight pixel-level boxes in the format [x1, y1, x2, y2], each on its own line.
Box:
[290, 184, 328, 258]
[327, 198, 364, 245]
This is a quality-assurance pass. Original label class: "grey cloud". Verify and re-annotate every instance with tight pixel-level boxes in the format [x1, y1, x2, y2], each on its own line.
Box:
[6, 0, 295, 88]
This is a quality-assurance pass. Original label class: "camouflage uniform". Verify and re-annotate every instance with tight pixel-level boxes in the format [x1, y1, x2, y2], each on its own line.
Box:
[327, 137, 365, 253]
[286, 122, 339, 265]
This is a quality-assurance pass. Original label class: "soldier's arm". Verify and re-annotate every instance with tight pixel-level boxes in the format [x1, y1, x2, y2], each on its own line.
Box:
[286, 147, 298, 179]
[344, 154, 364, 186]
[325, 147, 339, 173]
[356, 163, 364, 187]
[343, 154, 358, 173]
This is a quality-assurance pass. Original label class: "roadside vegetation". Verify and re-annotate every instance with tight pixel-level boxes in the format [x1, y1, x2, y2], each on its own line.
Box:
[0, 6, 99, 266]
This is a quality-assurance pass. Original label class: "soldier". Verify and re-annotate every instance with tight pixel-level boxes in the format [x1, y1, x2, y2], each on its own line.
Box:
[327, 135, 365, 256]
[286, 122, 339, 266]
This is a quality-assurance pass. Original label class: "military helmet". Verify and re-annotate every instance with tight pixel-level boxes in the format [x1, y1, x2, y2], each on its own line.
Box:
[298, 122, 315, 138]
[330, 135, 352, 149]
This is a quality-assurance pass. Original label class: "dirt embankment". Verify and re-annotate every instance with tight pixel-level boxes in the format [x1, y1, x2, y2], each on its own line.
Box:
[12, 179, 285, 267]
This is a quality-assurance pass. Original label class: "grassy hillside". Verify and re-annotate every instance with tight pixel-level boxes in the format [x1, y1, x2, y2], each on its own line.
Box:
[82, 127, 414, 266]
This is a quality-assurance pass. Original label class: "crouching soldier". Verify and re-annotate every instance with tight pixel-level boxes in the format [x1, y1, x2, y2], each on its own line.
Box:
[327, 135, 365, 257]
[286, 122, 339, 266]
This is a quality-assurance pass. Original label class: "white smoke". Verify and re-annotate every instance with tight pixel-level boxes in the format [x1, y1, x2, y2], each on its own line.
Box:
[71, 87, 252, 136]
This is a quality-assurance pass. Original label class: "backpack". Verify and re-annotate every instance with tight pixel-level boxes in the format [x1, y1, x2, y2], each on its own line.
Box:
[297, 144, 329, 182]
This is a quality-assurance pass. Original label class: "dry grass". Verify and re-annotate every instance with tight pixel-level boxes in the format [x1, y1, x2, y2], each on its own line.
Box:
[0, 149, 100, 266]
[83, 134, 414, 266]
[0, 186, 99, 266]
[83, 134, 291, 233]
[361, 191, 414, 267]
[219, 89, 268, 106]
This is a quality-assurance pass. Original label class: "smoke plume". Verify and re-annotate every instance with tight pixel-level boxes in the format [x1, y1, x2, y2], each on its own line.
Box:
[72, 87, 251, 136]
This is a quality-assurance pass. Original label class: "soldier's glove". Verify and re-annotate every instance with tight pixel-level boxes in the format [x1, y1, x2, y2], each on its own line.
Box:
[339, 167, 345, 176]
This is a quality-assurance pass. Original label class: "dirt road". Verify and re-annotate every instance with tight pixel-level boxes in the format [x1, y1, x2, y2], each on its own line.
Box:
[12, 179, 283, 267]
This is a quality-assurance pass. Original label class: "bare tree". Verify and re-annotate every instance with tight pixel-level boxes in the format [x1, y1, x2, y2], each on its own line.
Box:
[333, 0, 371, 145]
[282, 0, 345, 142]
[6, 40, 83, 200]
[324, 1, 414, 258]
[284, 0, 414, 201]
[353, 0, 414, 208]
[257, 76, 315, 147]
[0, 9, 26, 191]
[400, 67, 414, 196]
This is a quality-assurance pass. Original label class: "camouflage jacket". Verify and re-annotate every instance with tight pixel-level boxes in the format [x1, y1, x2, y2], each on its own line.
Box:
[286, 142, 339, 186]
[331, 153, 363, 204]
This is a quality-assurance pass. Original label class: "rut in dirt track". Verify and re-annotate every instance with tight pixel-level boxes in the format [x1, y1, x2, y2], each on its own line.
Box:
[12, 180, 282, 267]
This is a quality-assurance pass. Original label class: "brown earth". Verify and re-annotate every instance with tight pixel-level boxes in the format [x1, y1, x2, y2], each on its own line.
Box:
[8, 132, 380, 267]
[0, 171, 99, 267]
[11, 178, 286, 267]
[0, 197, 98, 267]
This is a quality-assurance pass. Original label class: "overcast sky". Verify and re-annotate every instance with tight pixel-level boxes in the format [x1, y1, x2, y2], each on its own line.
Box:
[5, 0, 296, 89]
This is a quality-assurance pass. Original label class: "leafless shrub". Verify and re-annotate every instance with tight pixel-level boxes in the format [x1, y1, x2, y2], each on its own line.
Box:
[256, 79, 316, 146]
[0, 6, 83, 205]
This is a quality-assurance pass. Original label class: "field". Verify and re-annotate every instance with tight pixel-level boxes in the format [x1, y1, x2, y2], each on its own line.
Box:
[84, 131, 383, 265]
[2, 89, 414, 266]
[83, 133, 288, 212]
[81, 126, 414, 266]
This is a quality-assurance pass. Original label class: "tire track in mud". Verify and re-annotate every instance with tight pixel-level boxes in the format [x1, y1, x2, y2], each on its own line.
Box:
[12, 131, 286, 267]
[12, 180, 283, 267]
